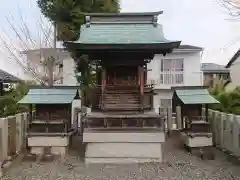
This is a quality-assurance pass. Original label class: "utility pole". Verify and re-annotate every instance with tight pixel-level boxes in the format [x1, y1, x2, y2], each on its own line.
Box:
[58, 22, 64, 84]
[47, 22, 57, 86]
[53, 22, 64, 84]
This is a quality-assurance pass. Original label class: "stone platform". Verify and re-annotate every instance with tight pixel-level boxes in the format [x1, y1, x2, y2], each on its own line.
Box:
[83, 128, 165, 164]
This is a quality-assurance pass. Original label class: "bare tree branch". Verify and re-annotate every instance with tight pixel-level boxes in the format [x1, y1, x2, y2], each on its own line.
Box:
[0, 3, 60, 86]
[219, 0, 240, 17]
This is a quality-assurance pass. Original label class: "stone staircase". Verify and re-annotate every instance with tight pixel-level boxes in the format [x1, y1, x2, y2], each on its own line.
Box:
[103, 86, 140, 111]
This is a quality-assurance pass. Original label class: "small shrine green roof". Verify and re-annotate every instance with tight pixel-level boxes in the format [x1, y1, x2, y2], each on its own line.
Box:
[175, 88, 219, 105]
[18, 86, 80, 104]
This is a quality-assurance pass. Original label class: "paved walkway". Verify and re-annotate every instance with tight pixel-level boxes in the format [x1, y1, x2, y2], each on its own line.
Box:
[1, 136, 240, 180]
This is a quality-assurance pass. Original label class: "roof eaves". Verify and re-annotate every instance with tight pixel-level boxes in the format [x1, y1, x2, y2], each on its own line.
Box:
[171, 86, 209, 90]
[29, 85, 79, 89]
[202, 69, 230, 73]
[226, 49, 240, 68]
[173, 48, 202, 53]
[84, 11, 163, 17]
[173, 45, 203, 53]
[178, 45, 203, 50]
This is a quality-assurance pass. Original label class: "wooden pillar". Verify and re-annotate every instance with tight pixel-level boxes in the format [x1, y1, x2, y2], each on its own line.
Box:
[144, 66, 147, 84]
[205, 104, 209, 122]
[29, 104, 33, 123]
[101, 69, 106, 111]
[0, 81, 3, 96]
[96, 65, 99, 85]
[138, 66, 144, 112]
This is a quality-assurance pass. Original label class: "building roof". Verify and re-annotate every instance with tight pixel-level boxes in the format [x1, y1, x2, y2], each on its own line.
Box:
[174, 88, 219, 105]
[226, 49, 240, 68]
[65, 11, 181, 51]
[83, 11, 163, 17]
[78, 24, 176, 45]
[0, 69, 22, 82]
[18, 86, 80, 104]
[201, 63, 229, 73]
[178, 45, 203, 50]
[172, 45, 203, 53]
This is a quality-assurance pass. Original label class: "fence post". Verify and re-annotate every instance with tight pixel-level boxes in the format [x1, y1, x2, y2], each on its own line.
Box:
[23, 113, 28, 150]
[7, 116, 17, 156]
[0, 118, 8, 161]
[210, 110, 216, 145]
[16, 113, 24, 153]
[226, 114, 234, 153]
[167, 107, 172, 135]
[220, 112, 226, 150]
[176, 106, 182, 130]
[233, 116, 240, 157]
[214, 111, 221, 147]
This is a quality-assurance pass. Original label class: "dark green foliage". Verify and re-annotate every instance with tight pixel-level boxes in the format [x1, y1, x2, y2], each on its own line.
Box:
[37, 0, 120, 40]
[209, 85, 240, 115]
[0, 81, 34, 117]
[37, 0, 120, 106]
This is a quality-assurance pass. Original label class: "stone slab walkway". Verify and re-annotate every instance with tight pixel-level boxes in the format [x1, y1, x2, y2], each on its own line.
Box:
[1, 136, 240, 180]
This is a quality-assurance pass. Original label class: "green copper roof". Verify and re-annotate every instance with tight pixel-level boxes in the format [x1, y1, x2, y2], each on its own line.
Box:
[18, 87, 79, 104]
[64, 12, 181, 51]
[175, 89, 219, 105]
[78, 24, 171, 44]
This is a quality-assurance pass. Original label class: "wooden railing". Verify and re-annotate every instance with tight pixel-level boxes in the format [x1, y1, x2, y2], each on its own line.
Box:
[84, 116, 164, 130]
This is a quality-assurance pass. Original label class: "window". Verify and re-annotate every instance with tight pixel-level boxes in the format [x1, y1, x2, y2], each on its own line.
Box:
[220, 73, 230, 80]
[161, 59, 184, 72]
[160, 59, 184, 84]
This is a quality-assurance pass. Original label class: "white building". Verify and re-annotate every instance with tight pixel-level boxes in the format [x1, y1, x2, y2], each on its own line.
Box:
[22, 45, 203, 114]
[22, 48, 78, 86]
[225, 49, 240, 91]
[147, 45, 204, 112]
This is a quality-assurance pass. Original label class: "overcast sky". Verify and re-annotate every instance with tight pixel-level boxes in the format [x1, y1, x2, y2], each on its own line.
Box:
[0, 0, 240, 76]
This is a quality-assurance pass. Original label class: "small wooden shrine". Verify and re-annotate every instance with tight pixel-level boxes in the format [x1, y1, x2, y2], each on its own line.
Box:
[171, 86, 219, 158]
[18, 86, 80, 155]
[65, 11, 181, 163]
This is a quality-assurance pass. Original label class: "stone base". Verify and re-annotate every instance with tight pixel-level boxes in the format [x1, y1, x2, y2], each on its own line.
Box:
[83, 130, 165, 164]
[30, 146, 67, 156]
[28, 136, 70, 156]
[181, 132, 213, 148]
[85, 157, 162, 164]
[85, 142, 163, 164]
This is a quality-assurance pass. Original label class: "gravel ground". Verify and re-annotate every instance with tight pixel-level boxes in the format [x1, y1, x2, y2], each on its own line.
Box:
[1, 136, 240, 180]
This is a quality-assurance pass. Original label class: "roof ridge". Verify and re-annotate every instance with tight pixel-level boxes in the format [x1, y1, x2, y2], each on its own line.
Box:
[84, 11, 163, 17]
